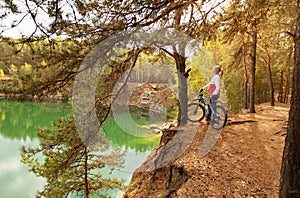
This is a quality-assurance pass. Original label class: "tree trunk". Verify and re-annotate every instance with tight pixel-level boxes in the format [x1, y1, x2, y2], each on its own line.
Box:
[244, 77, 249, 109]
[267, 63, 275, 106]
[278, 70, 284, 103]
[283, 65, 290, 104]
[175, 53, 188, 125]
[243, 41, 249, 109]
[174, 2, 188, 125]
[84, 147, 89, 198]
[280, 0, 300, 196]
[249, 23, 257, 113]
[259, 45, 275, 106]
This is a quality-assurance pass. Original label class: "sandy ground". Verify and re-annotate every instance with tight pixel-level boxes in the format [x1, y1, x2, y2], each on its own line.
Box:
[174, 103, 289, 197]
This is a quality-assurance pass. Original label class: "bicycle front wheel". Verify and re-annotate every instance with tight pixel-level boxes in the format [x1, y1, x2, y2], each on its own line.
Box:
[210, 105, 227, 130]
[187, 103, 205, 123]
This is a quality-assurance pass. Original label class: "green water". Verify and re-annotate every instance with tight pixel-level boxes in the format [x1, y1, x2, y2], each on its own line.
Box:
[0, 100, 161, 197]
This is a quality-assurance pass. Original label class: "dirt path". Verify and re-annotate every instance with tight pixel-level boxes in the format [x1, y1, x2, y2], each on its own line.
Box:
[174, 103, 289, 197]
[124, 103, 289, 197]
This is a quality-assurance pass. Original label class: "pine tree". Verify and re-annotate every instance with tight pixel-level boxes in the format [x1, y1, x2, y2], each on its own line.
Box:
[21, 117, 125, 197]
[280, 0, 300, 196]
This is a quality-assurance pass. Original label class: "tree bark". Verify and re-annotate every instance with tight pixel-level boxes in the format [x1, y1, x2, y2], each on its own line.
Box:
[280, 0, 300, 196]
[278, 70, 284, 103]
[268, 62, 275, 106]
[175, 52, 188, 125]
[84, 147, 89, 198]
[259, 45, 275, 106]
[174, 2, 188, 125]
[283, 65, 290, 104]
[244, 76, 249, 109]
[249, 22, 257, 113]
[243, 40, 249, 109]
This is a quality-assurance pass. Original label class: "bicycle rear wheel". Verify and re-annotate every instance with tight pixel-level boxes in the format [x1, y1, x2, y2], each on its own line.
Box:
[210, 105, 227, 130]
[187, 103, 205, 123]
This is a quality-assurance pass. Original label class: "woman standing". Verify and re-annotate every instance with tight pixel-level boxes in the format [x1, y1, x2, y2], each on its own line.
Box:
[201, 65, 223, 123]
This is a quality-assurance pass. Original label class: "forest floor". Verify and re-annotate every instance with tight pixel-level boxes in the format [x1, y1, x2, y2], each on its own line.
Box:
[124, 102, 290, 197]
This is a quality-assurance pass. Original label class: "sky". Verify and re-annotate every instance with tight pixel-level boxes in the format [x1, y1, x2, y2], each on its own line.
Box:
[0, 0, 71, 38]
[1, 16, 37, 38]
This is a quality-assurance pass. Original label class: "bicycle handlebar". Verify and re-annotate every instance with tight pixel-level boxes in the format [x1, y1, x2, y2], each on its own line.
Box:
[198, 88, 204, 96]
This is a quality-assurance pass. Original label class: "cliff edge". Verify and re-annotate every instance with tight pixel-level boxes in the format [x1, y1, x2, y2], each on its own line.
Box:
[124, 103, 289, 197]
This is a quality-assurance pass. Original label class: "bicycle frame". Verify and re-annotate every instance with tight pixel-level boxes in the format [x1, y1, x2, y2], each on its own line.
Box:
[192, 93, 216, 117]
[188, 90, 227, 129]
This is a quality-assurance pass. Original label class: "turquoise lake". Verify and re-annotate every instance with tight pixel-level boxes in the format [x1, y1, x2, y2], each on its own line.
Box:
[0, 100, 161, 197]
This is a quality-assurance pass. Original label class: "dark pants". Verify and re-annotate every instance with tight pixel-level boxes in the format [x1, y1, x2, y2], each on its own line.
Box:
[207, 94, 219, 119]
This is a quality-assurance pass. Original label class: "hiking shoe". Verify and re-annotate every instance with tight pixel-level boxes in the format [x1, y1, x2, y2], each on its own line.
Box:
[205, 118, 210, 125]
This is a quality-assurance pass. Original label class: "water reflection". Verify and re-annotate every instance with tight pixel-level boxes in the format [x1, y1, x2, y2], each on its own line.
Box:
[0, 100, 161, 197]
[0, 100, 161, 151]
[0, 100, 71, 198]
[103, 114, 161, 153]
[0, 100, 71, 140]
[0, 136, 44, 198]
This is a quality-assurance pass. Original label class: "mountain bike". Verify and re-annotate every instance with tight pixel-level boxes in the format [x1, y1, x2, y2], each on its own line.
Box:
[187, 89, 227, 130]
